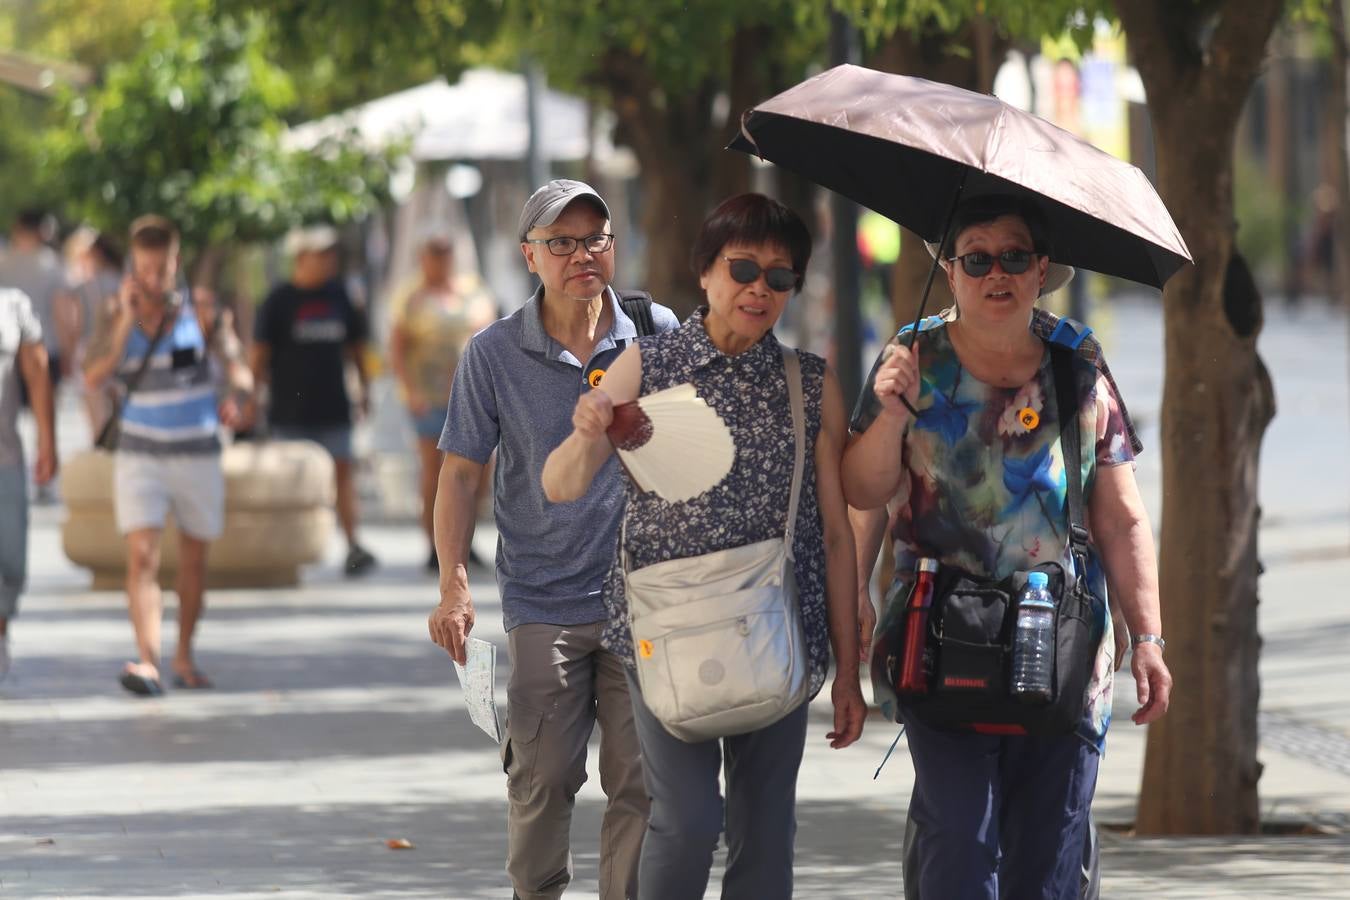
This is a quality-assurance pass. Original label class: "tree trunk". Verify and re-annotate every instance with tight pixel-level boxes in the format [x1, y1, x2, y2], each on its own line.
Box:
[598, 32, 772, 319]
[1329, 0, 1350, 312]
[1117, 0, 1284, 835]
[869, 18, 1008, 330]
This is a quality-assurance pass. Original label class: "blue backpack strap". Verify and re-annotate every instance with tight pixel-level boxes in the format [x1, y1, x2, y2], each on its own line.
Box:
[1047, 316, 1094, 351]
[895, 314, 945, 340]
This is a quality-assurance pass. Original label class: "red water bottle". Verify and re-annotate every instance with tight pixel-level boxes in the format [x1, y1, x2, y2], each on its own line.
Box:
[897, 558, 939, 695]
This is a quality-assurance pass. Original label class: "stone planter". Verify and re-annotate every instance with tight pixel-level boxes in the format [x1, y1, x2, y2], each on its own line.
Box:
[61, 441, 336, 589]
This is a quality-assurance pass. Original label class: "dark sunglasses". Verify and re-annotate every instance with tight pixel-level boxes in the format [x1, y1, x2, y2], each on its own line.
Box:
[724, 256, 798, 293]
[948, 249, 1037, 277]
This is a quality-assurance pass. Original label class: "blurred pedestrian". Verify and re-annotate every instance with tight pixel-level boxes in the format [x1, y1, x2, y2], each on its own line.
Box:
[427, 180, 678, 900]
[0, 210, 76, 502]
[65, 228, 124, 437]
[82, 215, 253, 696]
[0, 286, 57, 681]
[542, 193, 866, 899]
[387, 229, 495, 571]
[251, 225, 377, 576]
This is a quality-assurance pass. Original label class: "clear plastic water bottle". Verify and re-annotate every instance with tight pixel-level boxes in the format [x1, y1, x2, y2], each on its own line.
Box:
[1011, 571, 1055, 703]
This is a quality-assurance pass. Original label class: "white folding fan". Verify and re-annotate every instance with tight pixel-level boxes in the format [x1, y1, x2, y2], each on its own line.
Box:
[606, 383, 735, 502]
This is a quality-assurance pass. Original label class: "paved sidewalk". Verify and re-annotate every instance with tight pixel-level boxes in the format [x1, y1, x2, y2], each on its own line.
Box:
[1, 508, 1347, 899]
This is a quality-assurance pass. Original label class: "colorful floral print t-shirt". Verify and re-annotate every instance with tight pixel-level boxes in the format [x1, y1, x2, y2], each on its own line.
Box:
[852, 313, 1139, 751]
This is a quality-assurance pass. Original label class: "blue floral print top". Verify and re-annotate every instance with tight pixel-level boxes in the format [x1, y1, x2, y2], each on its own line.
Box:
[853, 316, 1138, 751]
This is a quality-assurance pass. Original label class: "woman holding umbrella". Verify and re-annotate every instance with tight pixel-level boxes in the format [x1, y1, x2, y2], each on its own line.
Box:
[842, 194, 1172, 899]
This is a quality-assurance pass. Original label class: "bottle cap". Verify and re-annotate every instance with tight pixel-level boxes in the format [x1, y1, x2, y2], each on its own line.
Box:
[916, 558, 940, 574]
[1027, 571, 1049, 589]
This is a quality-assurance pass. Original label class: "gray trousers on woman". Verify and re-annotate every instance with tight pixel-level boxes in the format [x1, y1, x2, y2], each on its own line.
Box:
[0, 464, 27, 621]
[626, 673, 810, 900]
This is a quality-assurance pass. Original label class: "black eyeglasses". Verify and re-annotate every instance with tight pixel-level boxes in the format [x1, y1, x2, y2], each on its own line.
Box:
[525, 232, 615, 256]
[948, 249, 1037, 277]
[724, 257, 798, 293]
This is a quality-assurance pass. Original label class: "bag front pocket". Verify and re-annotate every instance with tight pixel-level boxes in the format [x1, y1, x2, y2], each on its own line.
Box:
[934, 584, 1011, 697]
[631, 585, 800, 726]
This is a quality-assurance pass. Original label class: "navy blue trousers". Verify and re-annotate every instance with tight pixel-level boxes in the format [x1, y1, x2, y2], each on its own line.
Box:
[900, 711, 1100, 900]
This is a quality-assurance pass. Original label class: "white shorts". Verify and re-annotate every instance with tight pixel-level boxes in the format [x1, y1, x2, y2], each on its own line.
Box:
[114, 452, 225, 540]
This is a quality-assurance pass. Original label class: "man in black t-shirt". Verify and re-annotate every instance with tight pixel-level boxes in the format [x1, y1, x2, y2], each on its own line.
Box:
[250, 226, 377, 575]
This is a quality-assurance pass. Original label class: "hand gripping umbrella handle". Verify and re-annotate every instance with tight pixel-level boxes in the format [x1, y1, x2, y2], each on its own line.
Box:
[896, 170, 969, 417]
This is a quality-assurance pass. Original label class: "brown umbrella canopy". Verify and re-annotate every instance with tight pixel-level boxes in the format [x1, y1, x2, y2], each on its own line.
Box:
[728, 64, 1191, 289]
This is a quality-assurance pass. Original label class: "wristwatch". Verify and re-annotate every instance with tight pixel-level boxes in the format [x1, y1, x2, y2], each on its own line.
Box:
[1131, 633, 1166, 652]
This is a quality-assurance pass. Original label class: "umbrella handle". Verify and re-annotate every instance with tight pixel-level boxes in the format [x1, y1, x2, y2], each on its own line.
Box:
[896, 170, 969, 417]
[905, 168, 969, 346]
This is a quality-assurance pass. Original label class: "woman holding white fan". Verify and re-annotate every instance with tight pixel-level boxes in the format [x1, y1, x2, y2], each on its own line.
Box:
[542, 193, 865, 900]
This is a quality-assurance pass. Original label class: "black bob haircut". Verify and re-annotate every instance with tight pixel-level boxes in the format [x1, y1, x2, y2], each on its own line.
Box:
[940, 194, 1054, 260]
[690, 193, 812, 292]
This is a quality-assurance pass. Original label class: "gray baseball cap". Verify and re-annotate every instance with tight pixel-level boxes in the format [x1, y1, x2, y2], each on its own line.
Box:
[517, 179, 611, 241]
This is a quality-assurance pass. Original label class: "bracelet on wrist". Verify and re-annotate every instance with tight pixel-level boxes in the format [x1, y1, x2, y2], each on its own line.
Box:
[1131, 633, 1165, 652]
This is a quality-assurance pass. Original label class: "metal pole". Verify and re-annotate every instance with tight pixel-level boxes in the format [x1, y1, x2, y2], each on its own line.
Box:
[524, 58, 549, 191]
[829, 12, 863, 406]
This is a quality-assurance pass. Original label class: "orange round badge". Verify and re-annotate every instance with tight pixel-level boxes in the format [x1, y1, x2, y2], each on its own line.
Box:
[588, 369, 606, 388]
[1018, 407, 1040, 430]
[639, 639, 654, 659]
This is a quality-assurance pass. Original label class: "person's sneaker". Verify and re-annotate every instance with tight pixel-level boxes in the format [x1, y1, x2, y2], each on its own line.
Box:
[344, 544, 378, 576]
[0, 633, 10, 683]
[425, 548, 440, 573]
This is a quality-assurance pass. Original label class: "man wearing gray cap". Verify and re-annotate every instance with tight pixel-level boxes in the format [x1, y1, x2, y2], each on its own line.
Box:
[428, 179, 677, 899]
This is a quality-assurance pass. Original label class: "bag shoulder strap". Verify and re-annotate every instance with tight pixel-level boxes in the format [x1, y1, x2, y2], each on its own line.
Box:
[1049, 344, 1088, 554]
[97, 306, 176, 447]
[781, 345, 805, 554]
[617, 290, 658, 337]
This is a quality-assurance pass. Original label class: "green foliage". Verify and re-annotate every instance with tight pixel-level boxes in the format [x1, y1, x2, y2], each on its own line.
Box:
[41, 10, 395, 253]
[834, 0, 1106, 53]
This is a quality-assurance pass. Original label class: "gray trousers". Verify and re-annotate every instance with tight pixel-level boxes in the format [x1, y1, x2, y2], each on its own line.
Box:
[626, 672, 810, 900]
[0, 464, 27, 620]
[504, 622, 649, 900]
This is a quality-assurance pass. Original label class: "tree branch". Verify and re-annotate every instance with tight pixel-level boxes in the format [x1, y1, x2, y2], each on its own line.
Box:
[1202, 0, 1286, 121]
[1115, 0, 1190, 94]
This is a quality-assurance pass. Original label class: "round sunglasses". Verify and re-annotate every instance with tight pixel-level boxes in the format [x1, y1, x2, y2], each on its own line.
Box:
[724, 256, 798, 293]
[948, 249, 1038, 277]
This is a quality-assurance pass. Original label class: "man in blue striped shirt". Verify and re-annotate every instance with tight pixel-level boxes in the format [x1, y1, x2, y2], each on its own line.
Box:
[83, 215, 253, 697]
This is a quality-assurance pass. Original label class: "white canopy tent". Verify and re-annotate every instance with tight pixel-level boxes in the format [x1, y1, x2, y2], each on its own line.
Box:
[285, 67, 635, 171]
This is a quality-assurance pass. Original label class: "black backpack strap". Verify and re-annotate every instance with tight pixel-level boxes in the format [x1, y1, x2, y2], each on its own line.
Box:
[617, 289, 657, 337]
[1050, 344, 1089, 557]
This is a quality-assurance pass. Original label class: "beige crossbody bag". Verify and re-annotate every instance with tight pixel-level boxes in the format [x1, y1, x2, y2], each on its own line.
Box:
[623, 346, 810, 742]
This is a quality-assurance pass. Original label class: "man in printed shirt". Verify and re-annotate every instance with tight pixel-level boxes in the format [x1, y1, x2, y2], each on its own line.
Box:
[83, 215, 252, 696]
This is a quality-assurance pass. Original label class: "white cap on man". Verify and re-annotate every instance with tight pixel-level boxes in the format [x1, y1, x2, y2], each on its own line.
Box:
[284, 224, 339, 257]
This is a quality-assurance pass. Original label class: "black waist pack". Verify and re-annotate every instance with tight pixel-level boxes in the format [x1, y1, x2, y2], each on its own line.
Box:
[883, 343, 1098, 736]
[885, 560, 1096, 735]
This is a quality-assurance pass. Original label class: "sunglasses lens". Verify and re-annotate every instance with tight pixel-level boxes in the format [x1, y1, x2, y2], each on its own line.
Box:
[728, 258, 760, 284]
[960, 253, 994, 277]
[765, 268, 797, 292]
[999, 251, 1032, 274]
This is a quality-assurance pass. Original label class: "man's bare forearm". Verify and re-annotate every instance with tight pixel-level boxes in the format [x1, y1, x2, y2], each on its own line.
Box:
[82, 314, 132, 388]
[18, 343, 55, 448]
[434, 455, 485, 584]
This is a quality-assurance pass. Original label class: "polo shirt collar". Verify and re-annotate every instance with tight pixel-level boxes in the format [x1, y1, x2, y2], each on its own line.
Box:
[519, 285, 638, 363]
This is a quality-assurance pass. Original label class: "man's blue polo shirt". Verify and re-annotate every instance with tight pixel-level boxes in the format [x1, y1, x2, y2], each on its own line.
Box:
[438, 286, 679, 631]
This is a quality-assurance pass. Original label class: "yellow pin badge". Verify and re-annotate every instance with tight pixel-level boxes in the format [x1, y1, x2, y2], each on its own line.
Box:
[588, 369, 606, 389]
[1018, 407, 1040, 431]
[638, 640, 654, 659]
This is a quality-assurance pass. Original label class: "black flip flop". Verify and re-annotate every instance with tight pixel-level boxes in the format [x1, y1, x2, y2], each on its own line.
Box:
[119, 671, 164, 697]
